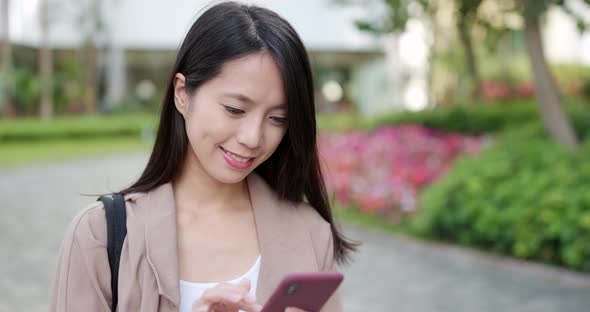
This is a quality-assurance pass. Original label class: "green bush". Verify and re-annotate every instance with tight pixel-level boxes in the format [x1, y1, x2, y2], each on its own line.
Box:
[109, 95, 162, 115]
[582, 77, 590, 102]
[316, 112, 366, 132]
[10, 68, 41, 115]
[368, 98, 590, 140]
[411, 138, 590, 271]
[2, 65, 85, 116]
[0, 114, 158, 143]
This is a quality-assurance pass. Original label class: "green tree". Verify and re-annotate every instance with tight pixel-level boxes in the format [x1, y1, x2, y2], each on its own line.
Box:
[78, 0, 103, 113]
[39, 0, 54, 120]
[514, 0, 588, 148]
[352, 0, 485, 100]
[456, 0, 484, 98]
[0, 0, 12, 116]
[352, 0, 589, 148]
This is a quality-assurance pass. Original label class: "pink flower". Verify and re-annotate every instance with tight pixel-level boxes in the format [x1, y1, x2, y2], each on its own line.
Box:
[319, 125, 487, 219]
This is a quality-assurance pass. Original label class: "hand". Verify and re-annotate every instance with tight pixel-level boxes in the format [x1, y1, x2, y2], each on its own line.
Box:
[191, 279, 262, 312]
[285, 308, 309, 312]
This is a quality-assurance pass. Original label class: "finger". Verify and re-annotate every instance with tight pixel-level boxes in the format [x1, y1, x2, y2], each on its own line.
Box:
[217, 280, 250, 292]
[198, 287, 244, 308]
[197, 285, 258, 310]
[237, 301, 263, 312]
[212, 294, 261, 312]
[285, 308, 308, 312]
[215, 282, 253, 302]
[200, 294, 261, 312]
[239, 278, 251, 291]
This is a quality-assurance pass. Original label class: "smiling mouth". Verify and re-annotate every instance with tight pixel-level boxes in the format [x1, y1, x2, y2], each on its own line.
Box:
[220, 147, 255, 163]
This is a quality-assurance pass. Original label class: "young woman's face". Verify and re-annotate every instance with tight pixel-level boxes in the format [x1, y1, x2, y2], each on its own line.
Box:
[174, 52, 288, 184]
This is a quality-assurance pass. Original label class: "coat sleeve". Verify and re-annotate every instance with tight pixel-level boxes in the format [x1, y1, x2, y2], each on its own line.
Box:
[49, 202, 113, 312]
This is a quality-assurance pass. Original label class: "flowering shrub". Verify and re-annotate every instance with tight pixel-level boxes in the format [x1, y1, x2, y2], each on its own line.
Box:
[481, 80, 535, 100]
[318, 125, 489, 220]
[481, 80, 512, 100]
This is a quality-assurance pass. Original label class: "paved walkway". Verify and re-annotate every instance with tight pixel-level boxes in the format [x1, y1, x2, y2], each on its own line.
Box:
[1, 152, 589, 311]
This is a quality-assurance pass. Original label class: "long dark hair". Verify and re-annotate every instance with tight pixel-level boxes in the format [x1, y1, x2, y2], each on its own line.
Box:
[118, 1, 356, 264]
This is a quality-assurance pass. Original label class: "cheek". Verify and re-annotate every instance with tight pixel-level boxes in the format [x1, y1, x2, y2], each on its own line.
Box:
[185, 108, 228, 144]
[187, 123, 229, 148]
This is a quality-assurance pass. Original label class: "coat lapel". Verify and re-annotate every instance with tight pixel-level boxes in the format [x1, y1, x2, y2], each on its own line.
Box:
[138, 173, 319, 309]
[136, 183, 181, 308]
[247, 174, 319, 304]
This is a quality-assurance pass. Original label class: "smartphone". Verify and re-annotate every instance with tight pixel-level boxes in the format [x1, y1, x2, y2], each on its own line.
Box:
[261, 272, 344, 312]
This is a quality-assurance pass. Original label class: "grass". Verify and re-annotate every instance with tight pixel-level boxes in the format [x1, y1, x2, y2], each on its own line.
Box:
[0, 113, 158, 142]
[0, 113, 157, 169]
[0, 137, 153, 169]
[333, 204, 414, 235]
[0, 111, 363, 169]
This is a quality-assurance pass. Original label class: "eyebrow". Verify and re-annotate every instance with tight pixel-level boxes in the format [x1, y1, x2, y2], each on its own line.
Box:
[222, 92, 287, 109]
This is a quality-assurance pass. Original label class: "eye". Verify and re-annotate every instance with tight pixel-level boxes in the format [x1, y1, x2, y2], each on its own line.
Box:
[223, 105, 244, 115]
[271, 116, 288, 125]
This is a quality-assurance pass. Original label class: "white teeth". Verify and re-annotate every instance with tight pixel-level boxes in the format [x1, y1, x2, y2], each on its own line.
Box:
[229, 154, 249, 163]
[223, 148, 250, 163]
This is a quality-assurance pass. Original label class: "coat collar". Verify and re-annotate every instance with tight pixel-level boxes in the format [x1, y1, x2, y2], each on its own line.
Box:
[133, 173, 319, 308]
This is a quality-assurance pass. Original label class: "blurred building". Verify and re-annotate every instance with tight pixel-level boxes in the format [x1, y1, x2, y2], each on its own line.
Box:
[4, 0, 590, 116]
[6, 0, 395, 116]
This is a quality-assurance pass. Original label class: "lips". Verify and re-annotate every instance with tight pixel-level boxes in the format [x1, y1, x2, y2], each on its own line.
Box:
[220, 147, 256, 169]
[220, 147, 254, 161]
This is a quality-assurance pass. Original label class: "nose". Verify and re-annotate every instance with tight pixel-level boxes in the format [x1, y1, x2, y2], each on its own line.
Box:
[237, 120, 263, 150]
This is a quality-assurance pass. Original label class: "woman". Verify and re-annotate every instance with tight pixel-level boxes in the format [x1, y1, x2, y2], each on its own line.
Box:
[49, 2, 356, 311]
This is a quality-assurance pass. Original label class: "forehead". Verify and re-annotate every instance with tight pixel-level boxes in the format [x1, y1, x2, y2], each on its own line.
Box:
[205, 52, 286, 107]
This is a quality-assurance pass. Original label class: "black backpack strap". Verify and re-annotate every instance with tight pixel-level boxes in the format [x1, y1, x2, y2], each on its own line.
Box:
[98, 194, 127, 311]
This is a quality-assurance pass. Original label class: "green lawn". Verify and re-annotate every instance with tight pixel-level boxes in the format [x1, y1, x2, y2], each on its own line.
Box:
[0, 137, 153, 169]
[333, 205, 413, 235]
[0, 111, 360, 170]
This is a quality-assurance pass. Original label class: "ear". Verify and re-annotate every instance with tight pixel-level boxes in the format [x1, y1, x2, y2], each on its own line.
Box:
[173, 73, 189, 118]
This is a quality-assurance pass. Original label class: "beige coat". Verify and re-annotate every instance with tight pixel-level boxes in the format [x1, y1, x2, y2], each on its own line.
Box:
[49, 173, 342, 311]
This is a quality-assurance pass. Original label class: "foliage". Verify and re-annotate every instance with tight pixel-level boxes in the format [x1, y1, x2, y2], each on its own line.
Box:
[368, 98, 590, 140]
[0, 114, 158, 143]
[551, 64, 590, 97]
[583, 77, 590, 102]
[351, 0, 432, 34]
[9, 67, 41, 115]
[0, 137, 152, 169]
[5, 56, 87, 116]
[480, 80, 534, 100]
[411, 137, 590, 271]
[109, 95, 162, 115]
[316, 112, 367, 132]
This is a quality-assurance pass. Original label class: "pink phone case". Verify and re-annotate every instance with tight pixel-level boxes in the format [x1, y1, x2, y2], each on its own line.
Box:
[261, 272, 344, 312]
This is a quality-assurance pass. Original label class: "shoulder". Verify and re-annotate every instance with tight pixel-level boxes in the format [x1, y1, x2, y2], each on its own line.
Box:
[294, 202, 331, 237]
[63, 193, 145, 248]
[293, 202, 334, 267]
[63, 200, 108, 249]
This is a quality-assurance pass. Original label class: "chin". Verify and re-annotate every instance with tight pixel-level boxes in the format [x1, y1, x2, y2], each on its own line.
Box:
[213, 170, 251, 185]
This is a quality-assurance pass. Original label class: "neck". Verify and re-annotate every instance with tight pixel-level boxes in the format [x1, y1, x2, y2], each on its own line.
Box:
[172, 154, 250, 216]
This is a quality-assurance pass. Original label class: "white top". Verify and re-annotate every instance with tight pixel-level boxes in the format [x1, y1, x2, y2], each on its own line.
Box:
[178, 255, 262, 312]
